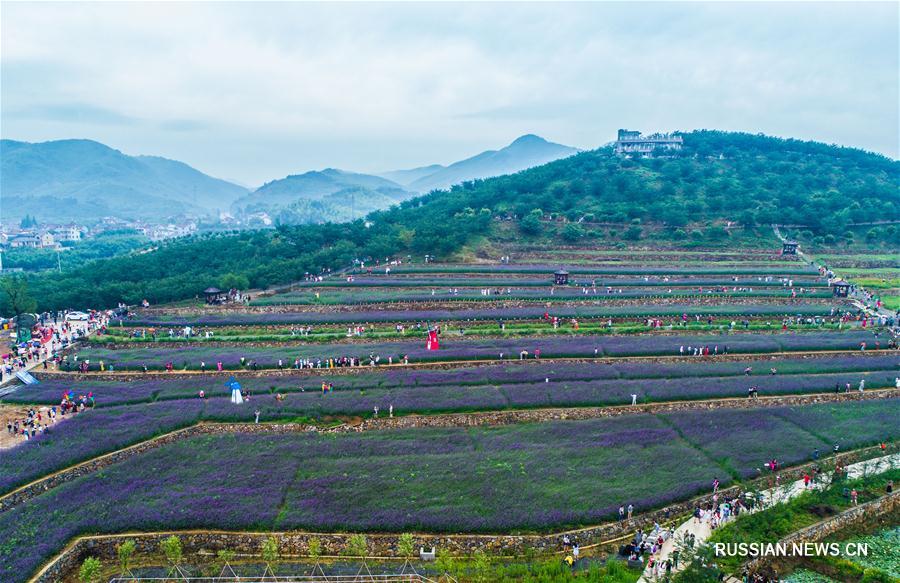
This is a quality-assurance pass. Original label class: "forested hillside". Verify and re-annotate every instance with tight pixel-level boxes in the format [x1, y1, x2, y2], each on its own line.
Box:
[3, 131, 897, 314]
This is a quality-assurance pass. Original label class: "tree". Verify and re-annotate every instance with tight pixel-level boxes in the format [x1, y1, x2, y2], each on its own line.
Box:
[519, 214, 542, 236]
[343, 534, 368, 557]
[214, 549, 237, 574]
[397, 533, 415, 557]
[261, 536, 280, 572]
[78, 557, 102, 583]
[706, 226, 728, 241]
[307, 537, 322, 560]
[160, 535, 183, 574]
[117, 540, 136, 575]
[623, 226, 642, 241]
[561, 223, 585, 242]
[0, 275, 37, 319]
[219, 273, 250, 291]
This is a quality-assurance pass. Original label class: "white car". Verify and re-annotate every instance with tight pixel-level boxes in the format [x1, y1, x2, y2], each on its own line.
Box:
[65, 311, 90, 321]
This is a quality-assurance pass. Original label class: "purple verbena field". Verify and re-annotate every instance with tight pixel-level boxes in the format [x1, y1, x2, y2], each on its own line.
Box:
[8, 353, 896, 407]
[2, 399, 897, 582]
[118, 302, 837, 326]
[0, 400, 204, 494]
[8, 370, 894, 496]
[772, 400, 900, 449]
[284, 276, 827, 289]
[352, 264, 819, 276]
[250, 288, 829, 306]
[73, 330, 880, 370]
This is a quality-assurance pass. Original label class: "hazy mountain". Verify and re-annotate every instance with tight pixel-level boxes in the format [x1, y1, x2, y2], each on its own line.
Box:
[401, 134, 579, 193]
[0, 139, 247, 222]
[232, 168, 413, 223]
[377, 164, 445, 187]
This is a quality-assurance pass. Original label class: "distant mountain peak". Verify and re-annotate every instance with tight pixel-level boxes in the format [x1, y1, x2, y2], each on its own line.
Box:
[509, 134, 548, 146]
[402, 134, 579, 193]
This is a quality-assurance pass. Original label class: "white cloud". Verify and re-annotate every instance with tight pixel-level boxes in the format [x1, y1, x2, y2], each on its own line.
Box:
[2, 2, 897, 184]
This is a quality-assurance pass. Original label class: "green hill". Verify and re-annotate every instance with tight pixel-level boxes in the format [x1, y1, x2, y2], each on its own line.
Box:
[3, 130, 898, 314]
[231, 168, 413, 223]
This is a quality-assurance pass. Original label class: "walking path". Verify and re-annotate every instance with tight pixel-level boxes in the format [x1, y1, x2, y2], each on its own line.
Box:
[638, 452, 900, 582]
[0, 320, 94, 399]
[0, 320, 90, 391]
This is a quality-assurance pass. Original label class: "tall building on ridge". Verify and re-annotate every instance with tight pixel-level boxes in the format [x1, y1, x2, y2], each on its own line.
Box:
[615, 129, 683, 155]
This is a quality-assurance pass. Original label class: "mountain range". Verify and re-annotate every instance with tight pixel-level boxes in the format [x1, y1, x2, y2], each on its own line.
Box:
[1, 134, 578, 225]
[382, 134, 580, 192]
[0, 139, 248, 223]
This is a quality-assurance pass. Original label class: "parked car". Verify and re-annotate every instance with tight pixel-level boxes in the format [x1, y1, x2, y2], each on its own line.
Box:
[65, 311, 89, 321]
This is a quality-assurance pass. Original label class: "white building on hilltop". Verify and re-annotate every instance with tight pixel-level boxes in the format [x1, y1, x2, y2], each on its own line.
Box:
[615, 129, 683, 155]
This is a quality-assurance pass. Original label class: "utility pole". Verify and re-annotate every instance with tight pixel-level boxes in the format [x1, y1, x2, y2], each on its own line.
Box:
[57, 250, 61, 273]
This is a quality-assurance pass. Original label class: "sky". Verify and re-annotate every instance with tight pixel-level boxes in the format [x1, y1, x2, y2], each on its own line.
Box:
[2, 1, 898, 186]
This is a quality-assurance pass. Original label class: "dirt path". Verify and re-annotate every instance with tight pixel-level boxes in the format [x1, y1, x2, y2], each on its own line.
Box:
[0, 404, 38, 450]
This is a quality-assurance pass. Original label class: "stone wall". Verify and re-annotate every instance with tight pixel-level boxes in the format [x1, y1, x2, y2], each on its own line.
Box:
[744, 491, 900, 575]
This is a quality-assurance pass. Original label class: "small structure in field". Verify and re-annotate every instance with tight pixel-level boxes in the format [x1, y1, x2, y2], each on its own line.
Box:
[554, 270, 570, 285]
[203, 287, 226, 304]
[831, 280, 852, 298]
[781, 241, 799, 255]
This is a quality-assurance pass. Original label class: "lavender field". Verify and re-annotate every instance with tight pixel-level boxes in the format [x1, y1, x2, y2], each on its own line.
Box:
[2, 399, 897, 582]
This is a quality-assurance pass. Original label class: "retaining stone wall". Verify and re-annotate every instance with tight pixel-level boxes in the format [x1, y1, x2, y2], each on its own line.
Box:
[745, 491, 900, 575]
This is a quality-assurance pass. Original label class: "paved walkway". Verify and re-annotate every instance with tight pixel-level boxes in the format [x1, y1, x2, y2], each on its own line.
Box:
[637, 451, 900, 582]
[0, 320, 90, 393]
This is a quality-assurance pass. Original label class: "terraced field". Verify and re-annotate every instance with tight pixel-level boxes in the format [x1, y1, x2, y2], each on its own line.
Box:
[2, 246, 897, 582]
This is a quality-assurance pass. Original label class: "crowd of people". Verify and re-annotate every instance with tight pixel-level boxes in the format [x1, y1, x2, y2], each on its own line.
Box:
[1, 312, 107, 383]
[4, 391, 93, 442]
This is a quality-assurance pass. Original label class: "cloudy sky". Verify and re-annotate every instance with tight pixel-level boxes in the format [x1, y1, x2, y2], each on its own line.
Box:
[2, 1, 897, 186]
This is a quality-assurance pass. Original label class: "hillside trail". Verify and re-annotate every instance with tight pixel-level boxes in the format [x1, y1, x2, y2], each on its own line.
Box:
[636, 451, 900, 582]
